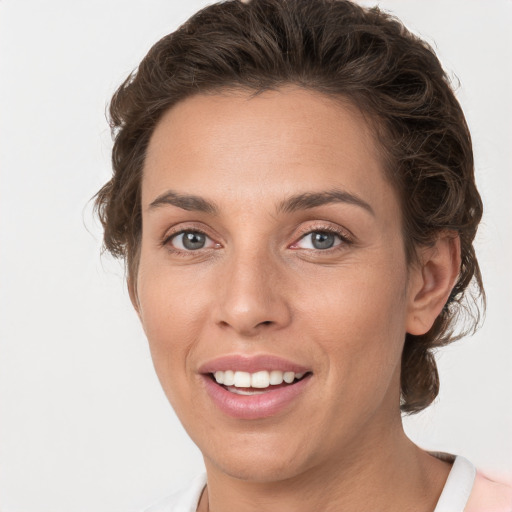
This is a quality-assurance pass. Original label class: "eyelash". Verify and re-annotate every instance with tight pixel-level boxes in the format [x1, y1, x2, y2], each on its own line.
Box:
[161, 225, 218, 257]
[291, 224, 353, 251]
[161, 224, 353, 255]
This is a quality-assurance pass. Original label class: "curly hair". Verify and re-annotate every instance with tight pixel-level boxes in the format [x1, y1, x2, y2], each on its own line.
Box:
[94, 0, 484, 414]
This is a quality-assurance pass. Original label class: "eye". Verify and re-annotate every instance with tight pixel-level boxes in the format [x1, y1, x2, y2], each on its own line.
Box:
[168, 230, 216, 251]
[294, 230, 344, 250]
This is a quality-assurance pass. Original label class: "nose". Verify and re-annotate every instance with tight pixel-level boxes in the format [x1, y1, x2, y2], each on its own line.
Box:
[213, 248, 292, 337]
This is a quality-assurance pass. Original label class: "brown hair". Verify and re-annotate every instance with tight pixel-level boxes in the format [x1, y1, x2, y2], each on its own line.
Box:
[95, 0, 484, 414]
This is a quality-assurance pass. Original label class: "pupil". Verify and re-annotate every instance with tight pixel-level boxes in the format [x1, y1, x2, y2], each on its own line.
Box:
[183, 232, 206, 250]
[312, 232, 335, 249]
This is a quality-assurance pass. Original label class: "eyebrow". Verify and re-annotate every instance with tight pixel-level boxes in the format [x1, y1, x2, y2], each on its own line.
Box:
[149, 190, 219, 214]
[277, 189, 375, 216]
[148, 188, 374, 216]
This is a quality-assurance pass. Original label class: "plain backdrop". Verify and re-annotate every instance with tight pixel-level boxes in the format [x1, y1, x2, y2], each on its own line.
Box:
[1, 1, 511, 511]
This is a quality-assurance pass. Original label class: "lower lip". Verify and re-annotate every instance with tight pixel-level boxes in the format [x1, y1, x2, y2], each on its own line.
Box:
[201, 374, 312, 420]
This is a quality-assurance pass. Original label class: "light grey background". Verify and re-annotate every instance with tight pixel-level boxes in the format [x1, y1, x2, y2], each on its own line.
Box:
[1, 1, 511, 511]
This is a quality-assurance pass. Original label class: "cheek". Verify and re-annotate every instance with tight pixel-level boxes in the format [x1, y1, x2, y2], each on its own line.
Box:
[137, 250, 211, 334]
[135, 265, 211, 398]
[298, 262, 408, 395]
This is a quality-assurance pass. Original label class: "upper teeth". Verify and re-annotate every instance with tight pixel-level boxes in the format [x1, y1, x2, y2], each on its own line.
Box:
[213, 370, 305, 388]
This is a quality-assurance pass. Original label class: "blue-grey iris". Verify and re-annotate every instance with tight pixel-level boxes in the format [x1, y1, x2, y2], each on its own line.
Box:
[183, 231, 206, 250]
[312, 232, 335, 249]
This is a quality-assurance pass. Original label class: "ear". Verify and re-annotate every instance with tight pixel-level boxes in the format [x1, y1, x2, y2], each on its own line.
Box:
[406, 233, 461, 336]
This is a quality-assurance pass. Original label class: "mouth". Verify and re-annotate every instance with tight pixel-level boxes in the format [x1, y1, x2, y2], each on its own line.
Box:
[210, 369, 310, 395]
[199, 356, 313, 419]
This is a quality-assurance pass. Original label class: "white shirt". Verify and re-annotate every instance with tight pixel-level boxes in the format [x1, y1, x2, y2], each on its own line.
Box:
[143, 456, 508, 512]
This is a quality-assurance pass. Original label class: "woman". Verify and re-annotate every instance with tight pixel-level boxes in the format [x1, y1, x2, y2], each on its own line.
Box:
[95, 0, 512, 510]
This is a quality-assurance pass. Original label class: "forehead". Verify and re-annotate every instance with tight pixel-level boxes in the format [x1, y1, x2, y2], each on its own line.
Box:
[142, 87, 395, 215]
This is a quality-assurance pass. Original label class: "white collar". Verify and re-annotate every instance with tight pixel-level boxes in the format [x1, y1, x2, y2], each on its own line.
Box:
[433, 455, 476, 512]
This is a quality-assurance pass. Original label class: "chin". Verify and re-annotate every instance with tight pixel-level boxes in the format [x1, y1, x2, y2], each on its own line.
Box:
[199, 429, 321, 484]
[207, 452, 312, 484]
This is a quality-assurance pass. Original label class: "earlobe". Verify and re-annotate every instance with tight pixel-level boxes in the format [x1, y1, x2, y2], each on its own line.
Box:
[406, 234, 461, 336]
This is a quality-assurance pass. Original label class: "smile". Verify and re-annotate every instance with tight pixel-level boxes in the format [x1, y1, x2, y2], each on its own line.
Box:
[199, 355, 312, 419]
[213, 370, 306, 392]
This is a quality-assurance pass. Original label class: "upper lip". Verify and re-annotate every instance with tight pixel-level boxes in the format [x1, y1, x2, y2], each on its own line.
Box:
[198, 354, 311, 374]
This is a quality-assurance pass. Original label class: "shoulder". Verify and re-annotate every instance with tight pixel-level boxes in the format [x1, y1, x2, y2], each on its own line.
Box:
[141, 474, 207, 512]
[465, 471, 512, 512]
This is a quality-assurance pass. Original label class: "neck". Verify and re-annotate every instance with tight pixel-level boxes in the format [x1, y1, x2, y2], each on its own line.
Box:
[199, 418, 450, 512]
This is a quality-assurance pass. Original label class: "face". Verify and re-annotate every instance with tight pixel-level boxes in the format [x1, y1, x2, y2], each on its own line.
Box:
[135, 87, 418, 482]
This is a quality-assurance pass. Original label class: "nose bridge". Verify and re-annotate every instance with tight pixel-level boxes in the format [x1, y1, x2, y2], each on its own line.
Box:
[215, 241, 291, 336]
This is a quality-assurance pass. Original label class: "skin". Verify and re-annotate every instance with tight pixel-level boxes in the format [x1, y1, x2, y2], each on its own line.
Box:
[132, 87, 460, 511]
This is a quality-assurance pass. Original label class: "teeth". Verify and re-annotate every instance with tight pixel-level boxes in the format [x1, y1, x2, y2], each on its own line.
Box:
[223, 370, 235, 386]
[251, 370, 270, 388]
[269, 370, 283, 385]
[234, 371, 251, 388]
[213, 370, 306, 388]
[283, 371, 295, 384]
[228, 388, 267, 395]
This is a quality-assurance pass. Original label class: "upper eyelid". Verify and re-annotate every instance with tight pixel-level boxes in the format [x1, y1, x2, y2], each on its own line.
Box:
[163, 230, 219, 254]
[162, 223, 215, 242]
[300, 229, 345, 240]
[164, 229, 215, 246]
[294, 223, 353, 242]
[291, 229, 348, 249]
